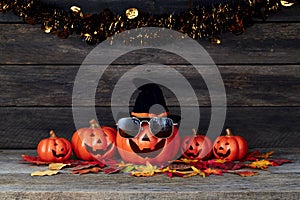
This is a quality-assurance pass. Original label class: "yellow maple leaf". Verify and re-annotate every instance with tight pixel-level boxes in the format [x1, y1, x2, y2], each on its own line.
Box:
[49, 163, 70, 170]
[214, 159, 227, 163]
[246, 160, 272, 169]
[255, 151, 274, 159]
[131, 162, 158, 177]
[31, 170, 59, 176]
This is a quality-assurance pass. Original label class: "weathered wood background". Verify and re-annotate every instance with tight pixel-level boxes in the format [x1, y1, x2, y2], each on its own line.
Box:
[0, 1, 300, 149]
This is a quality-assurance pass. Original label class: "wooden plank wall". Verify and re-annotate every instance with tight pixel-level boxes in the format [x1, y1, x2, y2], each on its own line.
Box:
[0, 1, 299, 148]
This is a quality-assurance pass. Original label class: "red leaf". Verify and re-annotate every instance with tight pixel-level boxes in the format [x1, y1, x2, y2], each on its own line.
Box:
[164, 172, 174, 178]
[21, 154, 49, 165]
[243, 150, 261, 161]
[270, 159, 293, 166]
[103, 167, 124, 174]
[71, 164, 98, 171]
[231, 162, 245, 170]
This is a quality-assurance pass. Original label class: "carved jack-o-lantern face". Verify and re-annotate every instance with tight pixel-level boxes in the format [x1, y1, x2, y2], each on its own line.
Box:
[213, 129, 248, 161]
[116, 118, 180, 165]
[72, 120, 116, 161]
[37, 130, 72, 162]
[181, 130, 212, 160]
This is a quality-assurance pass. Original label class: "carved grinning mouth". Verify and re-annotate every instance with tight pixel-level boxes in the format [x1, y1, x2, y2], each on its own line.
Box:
[129, 139, 166, 158]
[52, 149, 69, 158]
[85, 143, 113, 156]
[185, 149, 202, 159]
[214, 147, 231, 158]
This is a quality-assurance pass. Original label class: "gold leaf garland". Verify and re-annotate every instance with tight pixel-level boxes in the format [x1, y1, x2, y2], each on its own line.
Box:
[0, 0, 294, 45]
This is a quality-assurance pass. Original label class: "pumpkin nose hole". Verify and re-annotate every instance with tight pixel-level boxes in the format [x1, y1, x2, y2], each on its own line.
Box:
[90, 133, 95, 137]
[142, 135, 150, 141]
[61, 148, 64, 151]
[189, 146, 193, 150]
[97, 139, 102, 144]
[219, 147, 224, 150]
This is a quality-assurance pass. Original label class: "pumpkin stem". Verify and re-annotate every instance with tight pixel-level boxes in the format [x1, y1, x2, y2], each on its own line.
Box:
[192, 128, 197, 136]
[89, 119, 100, 128]
[225, 128, 234, 136]
[49, 130, 57, 138]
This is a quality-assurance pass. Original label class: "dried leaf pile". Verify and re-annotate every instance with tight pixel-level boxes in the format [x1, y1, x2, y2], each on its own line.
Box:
[22, 150, 292, 178]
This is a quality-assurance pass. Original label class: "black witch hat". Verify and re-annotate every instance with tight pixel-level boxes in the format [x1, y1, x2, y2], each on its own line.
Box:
[130, 80, 181, 122]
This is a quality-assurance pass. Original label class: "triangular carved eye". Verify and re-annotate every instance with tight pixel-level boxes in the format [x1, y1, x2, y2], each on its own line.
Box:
[195, 142, 199, 146]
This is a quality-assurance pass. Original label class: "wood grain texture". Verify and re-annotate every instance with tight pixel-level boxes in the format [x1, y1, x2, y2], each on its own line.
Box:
[1, 65, 299, 107]
[0, 22, 300, 65]
[0, 107, 299, 149]
[0, 148, 299, 199]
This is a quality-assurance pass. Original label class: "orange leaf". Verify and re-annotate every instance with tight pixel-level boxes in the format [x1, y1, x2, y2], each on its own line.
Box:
[72, 167, 101, 175]
[245, 160, 272, 169]
[254, 151, 274, 159]
[235, 171, 258, 177]
[203, 168, 223, 176]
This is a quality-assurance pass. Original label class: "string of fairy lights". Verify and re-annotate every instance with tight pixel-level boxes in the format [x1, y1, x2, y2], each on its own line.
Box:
[0, 0, 295, 45]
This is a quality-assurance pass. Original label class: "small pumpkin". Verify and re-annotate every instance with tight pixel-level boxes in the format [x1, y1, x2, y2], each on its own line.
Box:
[72, 119, 116, 161]
[181, 129, 212, 160]
[213, 128, 248, 161]
[37, 130, 72, 162]
[116, 122, 180, 165]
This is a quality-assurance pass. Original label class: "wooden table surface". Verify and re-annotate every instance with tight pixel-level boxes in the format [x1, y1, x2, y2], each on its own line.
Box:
[0, 148, 299, 199]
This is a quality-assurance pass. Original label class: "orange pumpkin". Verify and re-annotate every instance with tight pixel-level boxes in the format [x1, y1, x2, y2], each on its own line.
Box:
[116, 123, 180, 165]
[37, 130, 72, 162]
[181, 129, 212, 160]
[213, 128, 248, 161]
[72, 119, 116, 161]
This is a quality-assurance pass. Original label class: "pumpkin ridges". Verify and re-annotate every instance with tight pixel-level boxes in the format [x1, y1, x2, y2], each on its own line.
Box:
[116, 125, 180, 165]
[181, 129, 213, 160]
[37, 130, 72, 162]
[212, 128, 248, 161]
[71, 129, 95, 161]
[71, 120, 117, 161]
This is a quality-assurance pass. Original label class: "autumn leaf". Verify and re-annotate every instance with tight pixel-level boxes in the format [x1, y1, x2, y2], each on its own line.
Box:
[245, 160, 272, 169]
[31, 170, 59, 176]
[72, 167, 101, 175]
[203, 168, 223, 176]
[234, 171, 258, 177]
[181, 166, 205, 178]
[131, 162, 158, 177]
[71, 163, 98, 171]
[254, 151, 274, 159]
[21, 155, 49, 165]
[49, 163, 70, 170]
[121, 165, 137, 173]
[168, 163, 192, 171]
[270, 159, 292, 166]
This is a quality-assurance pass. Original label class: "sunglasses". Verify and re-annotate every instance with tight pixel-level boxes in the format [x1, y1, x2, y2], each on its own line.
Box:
[117, 117, 177, 139]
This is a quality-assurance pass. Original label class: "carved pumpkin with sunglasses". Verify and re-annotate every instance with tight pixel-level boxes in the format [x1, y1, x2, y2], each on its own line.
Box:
[37, 130, 72, 162]
[181, 129, 212, 160]
[116, 117, 180, 165]
[213, 128, 248, 161]
[71, 119, 117, 161]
